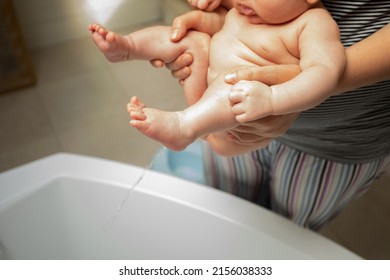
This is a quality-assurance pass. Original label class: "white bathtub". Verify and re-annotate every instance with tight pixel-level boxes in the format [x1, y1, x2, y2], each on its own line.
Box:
[0, 153, 360, 259]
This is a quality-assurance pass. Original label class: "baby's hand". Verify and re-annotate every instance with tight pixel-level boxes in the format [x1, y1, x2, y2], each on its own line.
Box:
[188, 0, 222, 11]
[89, 23, 130, 63]
[229, 81, 273, 123]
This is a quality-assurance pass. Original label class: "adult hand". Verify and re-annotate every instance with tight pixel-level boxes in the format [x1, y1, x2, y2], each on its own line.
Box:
[148, 9, 200, 74]
[150, 8, 226, 83]
[150, 53, 193, 85]
[188, 0, 222, 12]
[149, 9, 199, 84]
[225, 64, 301, 86]
[227, 113, 300, 145]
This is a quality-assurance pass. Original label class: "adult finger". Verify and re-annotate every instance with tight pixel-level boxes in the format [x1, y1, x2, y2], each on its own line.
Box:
[232, 113, 300, 138]
[225, 65, 301, 85]
[165, 52, 194, 71]
[171, 66, 192, 82]
[149, 59, 165, 68]
[171, 10, 204, 41]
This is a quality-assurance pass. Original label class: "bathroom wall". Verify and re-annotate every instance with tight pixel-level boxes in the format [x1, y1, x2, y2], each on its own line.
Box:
[162, 0, 192, 25]
[12, 0, 161, 50]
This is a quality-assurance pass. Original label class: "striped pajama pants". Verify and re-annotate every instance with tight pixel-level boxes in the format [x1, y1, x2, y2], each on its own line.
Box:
[202, 140, 390, 230]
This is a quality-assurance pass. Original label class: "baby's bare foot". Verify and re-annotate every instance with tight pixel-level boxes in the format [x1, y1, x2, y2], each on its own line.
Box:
[127, 96, 195, 151]
[90, 23, 131, 62]
[127, 96, 146, 120]
[89, 24, 108, 36]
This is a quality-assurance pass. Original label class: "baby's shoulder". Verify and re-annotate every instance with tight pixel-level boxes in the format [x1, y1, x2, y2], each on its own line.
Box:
[298, 7, 335, 24]
[294, 7, 338, 33]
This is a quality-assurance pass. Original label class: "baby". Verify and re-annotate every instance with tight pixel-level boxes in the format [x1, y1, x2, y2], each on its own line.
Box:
[89, 0, 345, 156]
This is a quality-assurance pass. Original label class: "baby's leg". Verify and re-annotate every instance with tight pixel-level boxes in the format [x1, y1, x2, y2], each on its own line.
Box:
[89, 24, 133, 63]
[90, 24, 210, 104]
[127, 75, 239, 151]
[127, 96, 196, 151]
[127, 27, 210, 105]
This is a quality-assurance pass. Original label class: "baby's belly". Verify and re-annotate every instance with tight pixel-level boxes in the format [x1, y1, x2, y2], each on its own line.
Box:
[208, 41, 278, 84]
[207, 54, 270, 85]
[208, 29, 299, 84]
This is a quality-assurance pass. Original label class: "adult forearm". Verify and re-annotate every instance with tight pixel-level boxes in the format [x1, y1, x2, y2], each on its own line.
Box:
[333, 23, 390, 95]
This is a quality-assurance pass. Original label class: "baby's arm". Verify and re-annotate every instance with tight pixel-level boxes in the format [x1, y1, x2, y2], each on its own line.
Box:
[269, 10, 346, 115]
[229, 10, 345, 122]
[229, 80, 273, 122]
[208, 65, 302, 156]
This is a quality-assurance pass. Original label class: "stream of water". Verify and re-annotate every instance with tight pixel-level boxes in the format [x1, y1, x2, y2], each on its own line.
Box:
[91, 148, 166, 257]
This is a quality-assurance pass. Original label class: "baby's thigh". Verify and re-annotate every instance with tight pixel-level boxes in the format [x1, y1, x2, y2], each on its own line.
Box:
[180, 31, 211, 104]
[183, 31, 211, 56]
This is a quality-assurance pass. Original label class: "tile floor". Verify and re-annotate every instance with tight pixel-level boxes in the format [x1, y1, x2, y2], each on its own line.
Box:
[1, 24, 389, 260]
